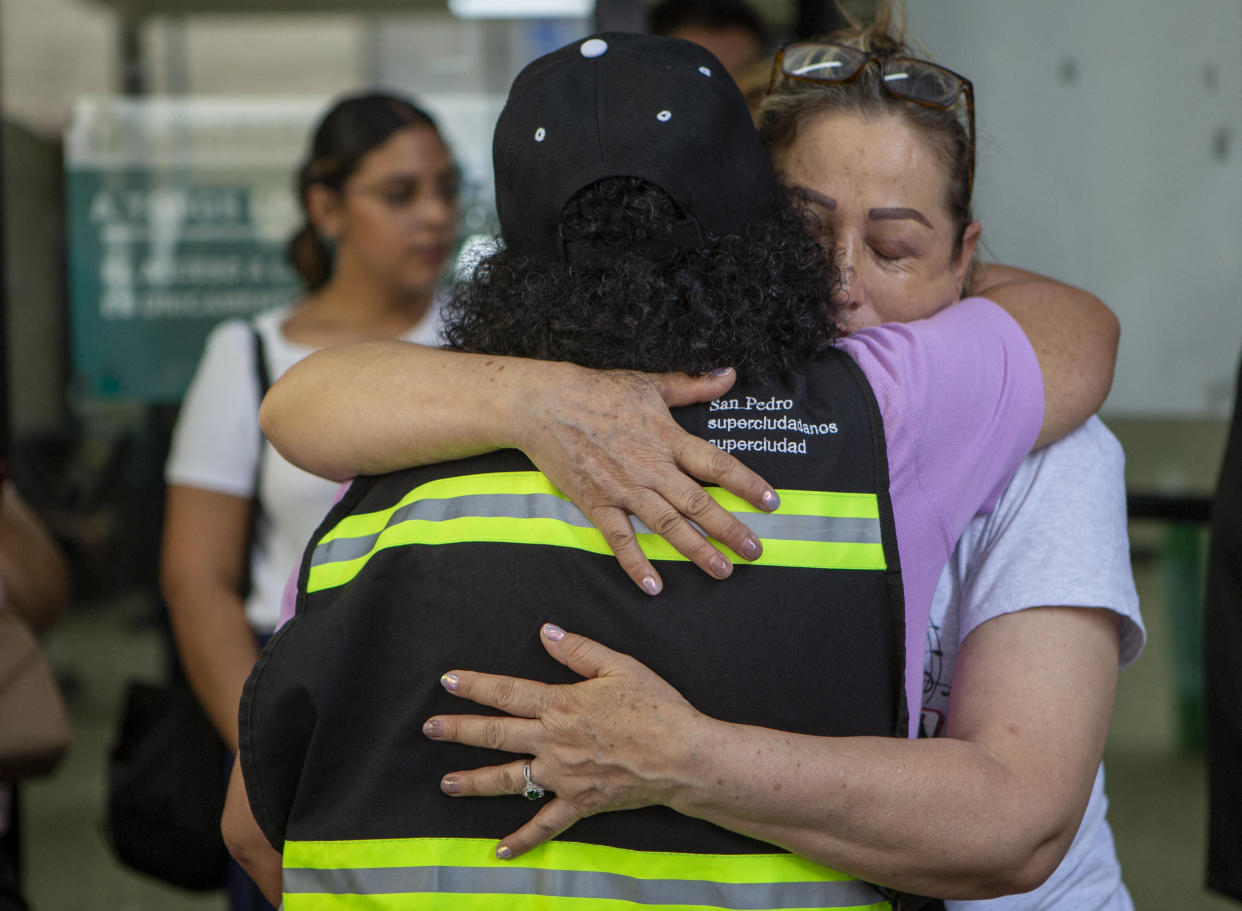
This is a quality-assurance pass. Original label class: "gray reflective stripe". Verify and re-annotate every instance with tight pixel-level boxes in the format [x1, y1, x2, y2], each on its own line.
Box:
[283, 864, 887, 909]
[311, 493, 881, 568]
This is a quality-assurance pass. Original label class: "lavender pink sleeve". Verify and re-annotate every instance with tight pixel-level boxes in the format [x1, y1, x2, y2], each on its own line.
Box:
[837, 296, 1044, 737]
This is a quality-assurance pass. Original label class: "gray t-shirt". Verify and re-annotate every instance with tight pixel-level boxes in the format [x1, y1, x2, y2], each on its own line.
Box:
[922, 416, 1145, 910]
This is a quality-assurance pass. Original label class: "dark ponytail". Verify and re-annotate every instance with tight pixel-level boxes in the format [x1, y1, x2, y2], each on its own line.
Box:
[288, 91, 441, 291]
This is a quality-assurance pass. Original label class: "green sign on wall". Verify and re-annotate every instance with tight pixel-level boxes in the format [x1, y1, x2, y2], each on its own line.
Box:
[65, 98, 322, 402]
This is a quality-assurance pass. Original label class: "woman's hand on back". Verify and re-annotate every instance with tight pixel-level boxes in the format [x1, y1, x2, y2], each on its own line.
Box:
[423, 623, 708, 858]
[513, 365, 779, 593]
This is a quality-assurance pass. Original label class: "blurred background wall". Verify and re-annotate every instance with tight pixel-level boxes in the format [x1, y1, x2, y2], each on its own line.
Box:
[0, 1, 1238, 908]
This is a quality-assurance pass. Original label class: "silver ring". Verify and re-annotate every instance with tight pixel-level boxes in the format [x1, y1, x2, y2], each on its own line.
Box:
[521, 762, 545, 800]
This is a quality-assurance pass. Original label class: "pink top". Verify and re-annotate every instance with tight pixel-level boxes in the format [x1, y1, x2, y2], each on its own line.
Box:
[838, 296, 1043, 735]
[278, 296, 1044, 738]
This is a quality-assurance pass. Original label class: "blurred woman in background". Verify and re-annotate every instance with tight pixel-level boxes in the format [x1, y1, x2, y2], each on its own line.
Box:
[159, 90, 459, 910]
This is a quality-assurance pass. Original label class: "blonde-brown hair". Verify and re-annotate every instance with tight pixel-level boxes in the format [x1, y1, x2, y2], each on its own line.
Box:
[757, 2, 976, 265]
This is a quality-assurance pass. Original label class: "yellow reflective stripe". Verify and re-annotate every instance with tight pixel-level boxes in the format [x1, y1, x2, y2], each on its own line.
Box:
[322, 473, 879, 542]
[320, 473, 571, 544]
[286, 897, 892, 911]
[284, 837, 855, 883]
[306, 472, 886, 593]
[306, 517, 882, 593]
[763, 489, 878, 519]
[307, 522, 884, 592]
[286, 897, 891, 911]
[282, 839, 891, 910]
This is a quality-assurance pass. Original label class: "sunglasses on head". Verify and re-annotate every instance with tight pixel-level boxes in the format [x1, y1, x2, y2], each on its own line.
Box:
[770, 41, 976, 191]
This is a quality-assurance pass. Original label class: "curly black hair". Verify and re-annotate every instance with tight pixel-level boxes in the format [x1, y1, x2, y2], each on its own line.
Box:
[443, 178, 839, 381]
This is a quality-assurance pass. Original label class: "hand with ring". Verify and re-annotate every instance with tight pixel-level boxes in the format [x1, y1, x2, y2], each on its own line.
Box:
[521, 762, 545, 801]
[423, 622, 708, 860]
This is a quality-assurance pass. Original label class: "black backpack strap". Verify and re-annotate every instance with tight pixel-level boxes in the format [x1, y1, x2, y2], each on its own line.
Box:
[251, 323, 272, 400]
[242, 322, 272, 599]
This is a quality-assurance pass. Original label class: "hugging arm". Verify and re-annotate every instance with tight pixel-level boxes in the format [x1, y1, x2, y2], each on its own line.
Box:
[972, 264, 1118, 447]
[260, 345, 777, 591]
[428, 608, 1118, 899]
[260, 274, 1117, 588]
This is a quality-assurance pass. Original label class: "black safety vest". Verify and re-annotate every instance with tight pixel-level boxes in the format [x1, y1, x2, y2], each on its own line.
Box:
[241, 347, 908, 911]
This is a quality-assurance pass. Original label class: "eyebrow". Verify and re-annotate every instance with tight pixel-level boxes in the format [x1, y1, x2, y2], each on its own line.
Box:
[869, 207, 932, 228]
[792, 186, 837, 210]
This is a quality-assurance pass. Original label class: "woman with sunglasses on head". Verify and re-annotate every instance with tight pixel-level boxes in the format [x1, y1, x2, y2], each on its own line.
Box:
[160, 90, 459, 910]
[756, 12, 1143, 910]
[249, 25, 1126, 908]
[403, 23, 1140, 905]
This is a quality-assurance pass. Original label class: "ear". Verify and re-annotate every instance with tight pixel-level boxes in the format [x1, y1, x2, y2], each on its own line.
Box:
[952, 220, 982, 287]
[306, 184, 344, 241]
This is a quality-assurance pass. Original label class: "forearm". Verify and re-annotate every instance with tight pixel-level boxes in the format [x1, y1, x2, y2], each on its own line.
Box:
[972, 270, 1119, 448]
[669, 606, 1116, 898]
[262, 345, 780, 589]
[223, 755, 283, 905]
[672, 723, 1072, 899]
[439, 617, 1113, 895]
[259, 342, 567, 480]
[164, 581, 259, 750]
[0, 483, 70, 628]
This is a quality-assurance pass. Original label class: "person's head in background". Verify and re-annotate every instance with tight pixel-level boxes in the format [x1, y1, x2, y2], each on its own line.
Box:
[287, 91, 460, 312]
[758, 4, 981, 333]
[647, 0, 767, 82]
[445, 32, 836, 381]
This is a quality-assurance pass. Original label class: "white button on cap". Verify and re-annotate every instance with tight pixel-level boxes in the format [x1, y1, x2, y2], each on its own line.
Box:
[699, 66, 712, 76]
[580, 38, 608, 58]
[534, 127, 546, 142]
[657, 110, 672, 122]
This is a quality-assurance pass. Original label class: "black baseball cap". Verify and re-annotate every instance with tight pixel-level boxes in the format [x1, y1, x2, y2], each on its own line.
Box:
[493, 31, 777, 263]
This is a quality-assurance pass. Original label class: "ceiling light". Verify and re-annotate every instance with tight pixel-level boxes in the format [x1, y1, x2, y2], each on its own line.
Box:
[449, 0, 593, 18]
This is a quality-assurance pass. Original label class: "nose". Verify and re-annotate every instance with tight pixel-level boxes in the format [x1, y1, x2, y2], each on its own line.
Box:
[832, 241, 863, 313]
[412, 189, 457, 231]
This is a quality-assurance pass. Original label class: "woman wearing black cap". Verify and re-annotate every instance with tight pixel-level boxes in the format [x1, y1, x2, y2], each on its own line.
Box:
[231, 34, 1118, 909]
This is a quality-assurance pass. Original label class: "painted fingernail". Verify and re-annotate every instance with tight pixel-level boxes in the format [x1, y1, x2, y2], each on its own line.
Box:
[710, 367, 734, 377]
[641, 575, 662, 596]
[440, 672, 459, 692]
[761, 489, 780, 511]
[496, 845, 513, 860]
[740, 536, 762, 560]
[441, 775, 460, 794]
[423, 719, 443, 738]
[710, 554, 732, 578]
[542, 623, 566, 641]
